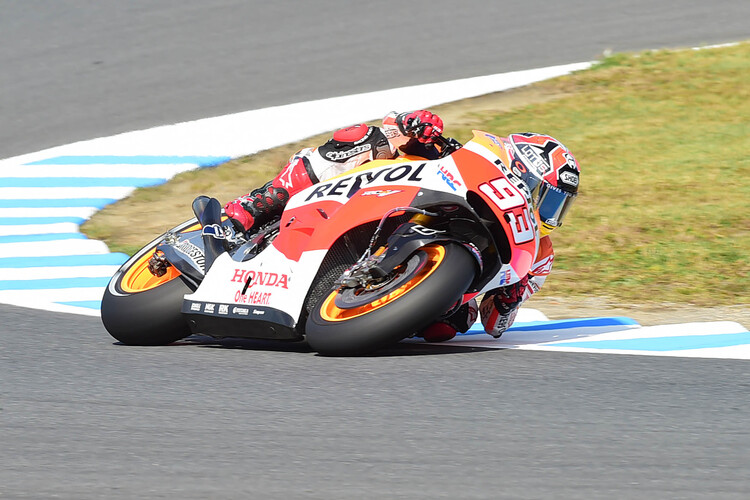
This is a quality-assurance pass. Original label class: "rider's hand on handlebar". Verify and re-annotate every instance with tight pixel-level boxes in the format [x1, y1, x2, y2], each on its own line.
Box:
[398, 110, 443, 143]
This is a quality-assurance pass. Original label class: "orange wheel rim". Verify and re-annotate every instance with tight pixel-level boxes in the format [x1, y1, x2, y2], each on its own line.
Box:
[119, 219, 217, 293]
[120, 251, 181, 293]
[319, 245, 445, 322]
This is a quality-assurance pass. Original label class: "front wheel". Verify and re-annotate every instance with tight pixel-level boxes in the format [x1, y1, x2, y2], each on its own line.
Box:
[101, 220, 198, 345]
[306, 243, 476, 355]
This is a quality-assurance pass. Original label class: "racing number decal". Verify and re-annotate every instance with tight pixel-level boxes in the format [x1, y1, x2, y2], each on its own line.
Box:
[479, 178, 524, 210]
[507, 208, 534, 244]
[480, 178, 534, 244]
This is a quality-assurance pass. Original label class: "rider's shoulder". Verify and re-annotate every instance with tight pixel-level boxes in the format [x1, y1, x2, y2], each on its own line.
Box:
[288, 147, 316, 162]
[538, 235, 555, 258]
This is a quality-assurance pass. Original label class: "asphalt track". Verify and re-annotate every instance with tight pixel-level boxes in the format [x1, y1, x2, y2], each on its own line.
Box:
[3, 0, 749, 158]
[2, 1, 750, 498]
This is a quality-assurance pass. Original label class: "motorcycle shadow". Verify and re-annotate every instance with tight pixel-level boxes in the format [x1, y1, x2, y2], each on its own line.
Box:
[170, 335, 498, 357]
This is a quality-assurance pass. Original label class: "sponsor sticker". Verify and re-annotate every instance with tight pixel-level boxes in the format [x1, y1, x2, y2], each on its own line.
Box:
[484, 133, 504, 149]
[437, 165, 462, 191]
[174, 239, 205, 271]
[531, 255, 554, 275]
[234, 290, 273, 305]
[218, 304, 229, 315]
[202, 224, 226, 240]
[204, 303, 215, 313]
[231, 269, 289, 289]
[324, 143, 371, 161]
[563, 151, 577, 168]
[560, 171, 579, 187]
[190, 302, 201, 311]
[383, 128, 400, 139]
[411, 224, 445, 236]
[233, 307, 249, 316]
[518, 144, 551, 175]
[361, 189, 402, 197]
[498, 269, 512, 286]
[304, 163, 425, 201]
[463, 243, 483, 267]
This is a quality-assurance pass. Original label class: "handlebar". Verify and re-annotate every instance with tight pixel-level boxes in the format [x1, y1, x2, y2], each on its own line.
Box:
[433, 135, 463, 158]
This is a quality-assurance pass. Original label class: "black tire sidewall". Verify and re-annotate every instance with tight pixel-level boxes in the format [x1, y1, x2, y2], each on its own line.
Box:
[100, 218, 198, 346]
[306, 243, 475, 355]
[101, 275, 193, 345]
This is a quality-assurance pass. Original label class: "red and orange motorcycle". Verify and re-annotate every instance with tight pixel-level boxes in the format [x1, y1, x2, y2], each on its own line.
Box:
[102, 131, 543, 355]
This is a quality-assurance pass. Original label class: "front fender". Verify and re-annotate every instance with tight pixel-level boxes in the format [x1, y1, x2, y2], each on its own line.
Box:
[371, 222, 483, 289]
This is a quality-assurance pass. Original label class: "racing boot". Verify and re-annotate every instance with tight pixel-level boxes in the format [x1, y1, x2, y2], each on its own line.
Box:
[224, 182, 289, 233]
[419, 299, 478, 343]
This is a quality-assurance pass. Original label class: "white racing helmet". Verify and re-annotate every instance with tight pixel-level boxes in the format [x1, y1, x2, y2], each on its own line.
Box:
[508, 133, 580, 236]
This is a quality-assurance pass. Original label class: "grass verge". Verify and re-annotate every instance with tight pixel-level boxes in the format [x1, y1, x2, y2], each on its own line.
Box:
[82, 42, 750, 306]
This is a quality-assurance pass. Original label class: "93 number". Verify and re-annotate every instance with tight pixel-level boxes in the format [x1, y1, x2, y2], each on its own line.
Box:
[479, 178, 535, 244]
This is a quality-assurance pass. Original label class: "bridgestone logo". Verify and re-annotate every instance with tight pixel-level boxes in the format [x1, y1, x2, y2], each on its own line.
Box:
[175, 240, 205, 271]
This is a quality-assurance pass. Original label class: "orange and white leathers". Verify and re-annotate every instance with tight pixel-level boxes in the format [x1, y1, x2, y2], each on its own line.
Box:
[246, 118, 556, 339]
[268, 111, 413, 197]
[477, 235, 554, 337]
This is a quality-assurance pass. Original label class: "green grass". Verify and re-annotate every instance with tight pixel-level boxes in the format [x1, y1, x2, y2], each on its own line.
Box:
[82, 42, 750, 306]
[467, 44, 750, 305]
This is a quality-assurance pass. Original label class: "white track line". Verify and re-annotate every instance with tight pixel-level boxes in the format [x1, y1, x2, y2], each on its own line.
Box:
[0, 62, 592, 317]
[2, 54, 747, 360]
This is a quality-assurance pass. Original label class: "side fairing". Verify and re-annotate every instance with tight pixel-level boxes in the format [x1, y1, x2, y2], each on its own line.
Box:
[454, 131, 540, 282]
[185, 157, 470, 325]
[183, 244, 328, 325]
[275, 157, 469, 262]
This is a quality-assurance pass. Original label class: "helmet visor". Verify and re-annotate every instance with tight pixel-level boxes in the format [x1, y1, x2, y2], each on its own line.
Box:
[536, 184, 577, 228]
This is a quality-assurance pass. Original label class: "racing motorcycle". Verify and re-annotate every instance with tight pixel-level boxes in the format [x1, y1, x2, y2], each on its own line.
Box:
[101, 131, 541, 355]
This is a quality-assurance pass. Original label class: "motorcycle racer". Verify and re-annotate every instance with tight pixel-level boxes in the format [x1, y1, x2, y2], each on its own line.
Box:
[192, 112, 580, 343]
[222, 110, 445, 232]
[420, 132, 579, 341]
[476, 133, 579, 338]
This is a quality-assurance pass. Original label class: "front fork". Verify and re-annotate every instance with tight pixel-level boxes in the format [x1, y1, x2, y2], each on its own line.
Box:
[337, 210, 483, 290]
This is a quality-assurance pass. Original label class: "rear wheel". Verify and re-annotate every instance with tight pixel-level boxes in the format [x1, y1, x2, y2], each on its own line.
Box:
[306, 243, 475, 355]
[101, 221, 198, 345]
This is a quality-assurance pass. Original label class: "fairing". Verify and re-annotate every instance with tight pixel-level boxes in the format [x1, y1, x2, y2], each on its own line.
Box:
[182, 131, 541, 334]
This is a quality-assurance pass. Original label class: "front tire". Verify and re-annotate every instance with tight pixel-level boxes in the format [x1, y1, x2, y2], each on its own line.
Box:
[306, 243, 476, 356]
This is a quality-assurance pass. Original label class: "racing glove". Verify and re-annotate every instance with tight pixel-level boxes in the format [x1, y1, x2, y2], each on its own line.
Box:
[479, 276, 529, 338]
[224, 182, 289, 232]
[396, 110, 444, 143]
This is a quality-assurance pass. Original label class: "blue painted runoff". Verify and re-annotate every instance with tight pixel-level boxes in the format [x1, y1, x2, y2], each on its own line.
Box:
[552, 332, 750, 351]
[0, 217, 87, 225]
[0, 198, 117, 208]
[0, 253, 128, 268]
[26, 155, 231, 166]
[56, 300, 102, 310]
[0, 233, 87, 244]
[0, 277, 112, 290]
[2, 177, 167, 188]
[463, 316, 639, 335]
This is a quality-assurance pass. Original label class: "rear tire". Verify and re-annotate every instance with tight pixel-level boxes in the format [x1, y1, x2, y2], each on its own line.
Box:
[102, 277, 193, 346]
[101, 220, 198, 345]
[306, 243, 475, 356]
